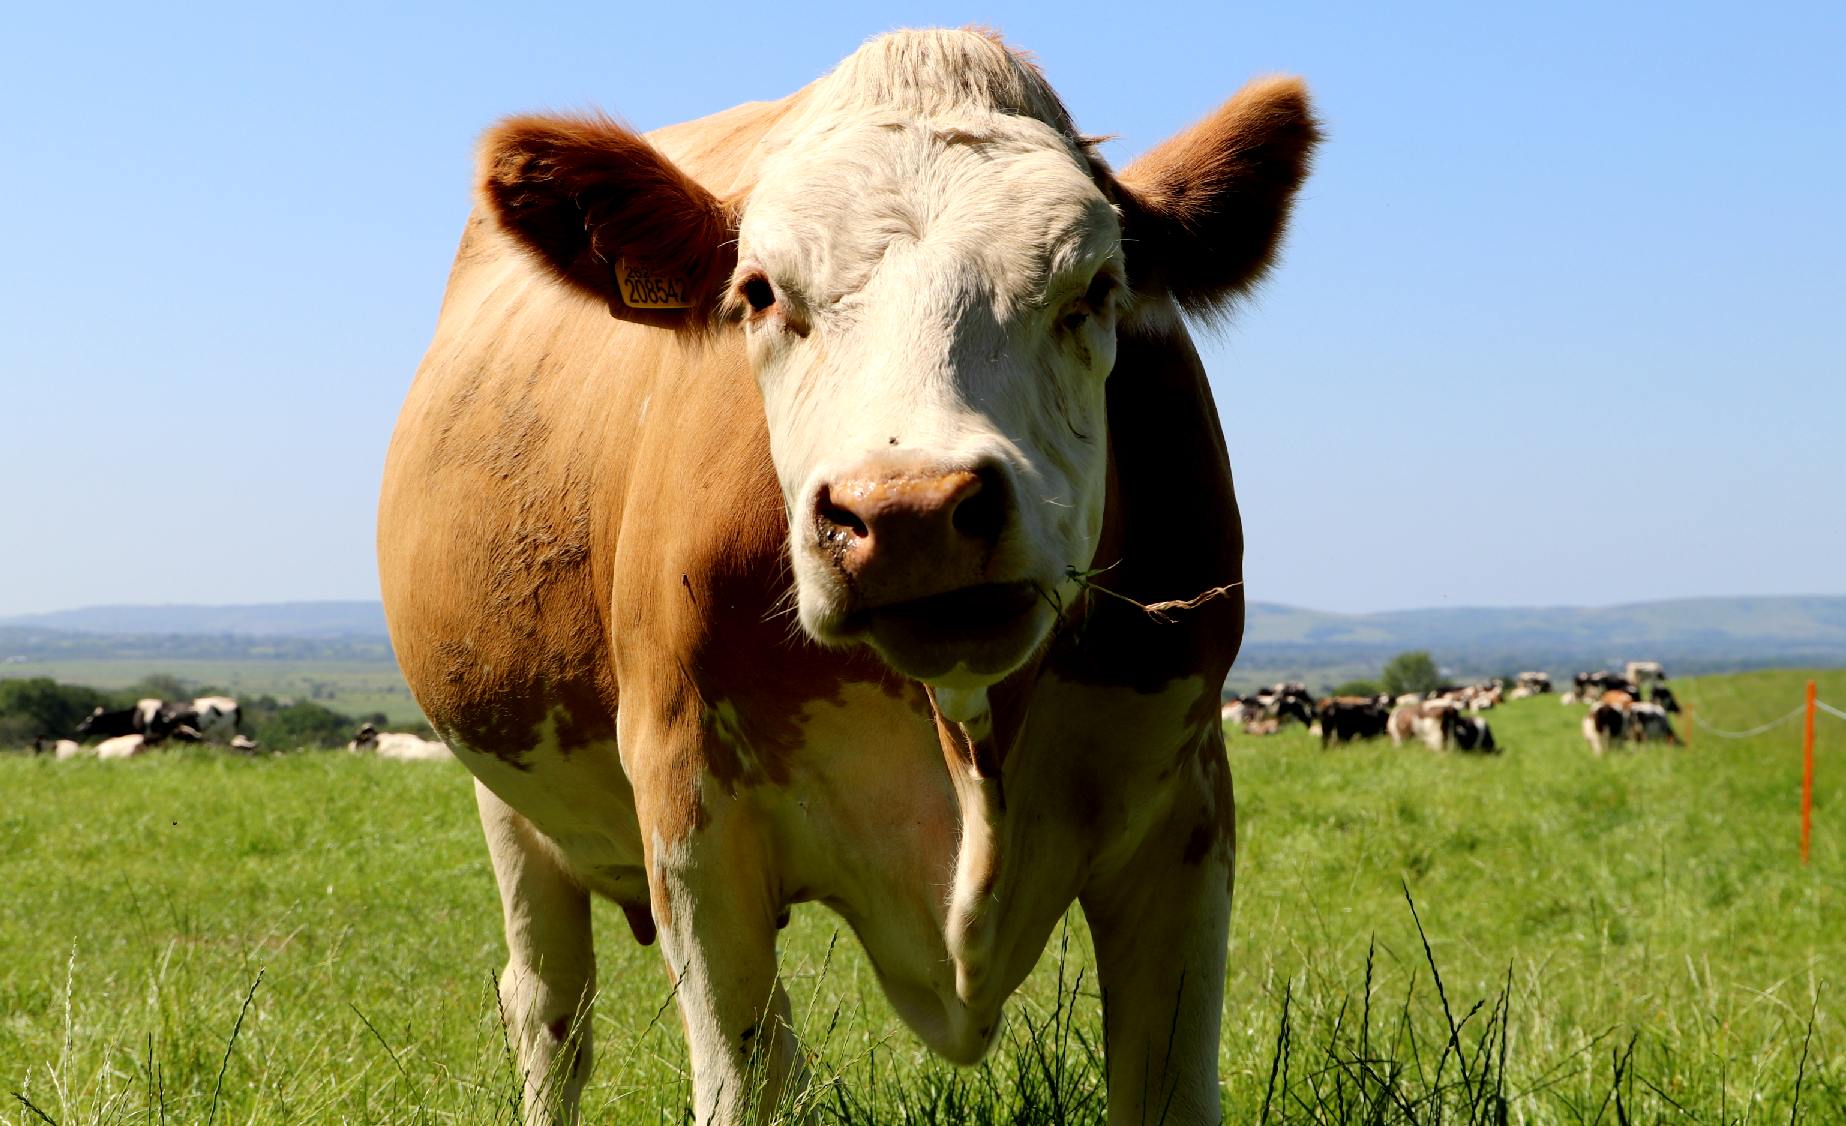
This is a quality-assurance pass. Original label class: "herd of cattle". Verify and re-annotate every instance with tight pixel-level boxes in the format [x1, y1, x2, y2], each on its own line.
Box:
[1222, 661, 1685, 755]
[25, 697, 451, 762]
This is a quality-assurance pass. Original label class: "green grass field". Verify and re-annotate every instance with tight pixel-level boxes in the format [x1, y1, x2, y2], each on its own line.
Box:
[0, 659, 427, 727]
[2, 670, 1840, 1123]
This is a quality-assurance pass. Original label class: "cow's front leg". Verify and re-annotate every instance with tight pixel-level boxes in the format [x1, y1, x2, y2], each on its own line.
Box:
[1080, 738, 1234, 1126]
[476, 781, 596, 1124]
[644, 795, 803, 1123]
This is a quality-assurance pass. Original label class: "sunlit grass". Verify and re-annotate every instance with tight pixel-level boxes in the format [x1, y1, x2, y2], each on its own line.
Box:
[1, 669, 1840, 1122]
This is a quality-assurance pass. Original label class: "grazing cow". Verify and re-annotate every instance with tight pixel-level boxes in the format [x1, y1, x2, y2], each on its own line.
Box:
[1318, 695, 1391, 746]
[1649, 684, 1681, 714]
[1573, 671, 1638, 703]
[1258, 683, 1317, 728]
[1514, 671, 1552, 694]
[146, 696, 242, 742]
[1582, 702, 1627, 755]
[33, 737, 80, 757]
[1220, 696, 1260, 726]
[1451, 714, 1497, 753]
[1624, 661, 1666, 689]
[73, 706, 140, 740]
[1274, 693, 1316, 728]
[348, 723, 453, 762]
[1628, 702, 1680, 744]
[379, 29, 1317, 1124]
[1389, 700, 1457, 752]
[186, 696, 242, 742]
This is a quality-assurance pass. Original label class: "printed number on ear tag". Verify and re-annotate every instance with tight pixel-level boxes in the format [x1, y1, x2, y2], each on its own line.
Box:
[616, 260, 693, 310]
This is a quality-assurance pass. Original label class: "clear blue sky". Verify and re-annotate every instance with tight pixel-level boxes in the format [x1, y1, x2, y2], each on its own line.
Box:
[3, 0, 1840, 616]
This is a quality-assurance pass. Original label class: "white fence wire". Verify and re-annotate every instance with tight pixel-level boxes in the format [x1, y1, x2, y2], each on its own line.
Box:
[1686, 695, 1844, 740]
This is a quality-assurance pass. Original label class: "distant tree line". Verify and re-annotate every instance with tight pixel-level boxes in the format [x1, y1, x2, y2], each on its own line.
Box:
[0, 676, 411, 749]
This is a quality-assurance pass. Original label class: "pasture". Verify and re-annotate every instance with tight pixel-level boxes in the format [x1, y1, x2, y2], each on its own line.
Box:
[2, 669, 1840, 1123]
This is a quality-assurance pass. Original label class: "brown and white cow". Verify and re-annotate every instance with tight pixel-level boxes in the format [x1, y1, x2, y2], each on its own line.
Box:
[1389, 699, 1458, 752]
[380, 30, 1316, 1125]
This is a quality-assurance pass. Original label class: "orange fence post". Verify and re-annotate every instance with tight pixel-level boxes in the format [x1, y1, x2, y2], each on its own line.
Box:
[1801, 680, 1817, 865]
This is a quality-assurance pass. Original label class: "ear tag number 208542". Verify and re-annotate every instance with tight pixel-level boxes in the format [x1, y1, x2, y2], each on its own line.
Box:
[616, 260, 692, 310]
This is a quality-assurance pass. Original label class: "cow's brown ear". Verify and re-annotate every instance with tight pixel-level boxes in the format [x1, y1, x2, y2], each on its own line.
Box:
[1112, 77, 1320, 319]
[478, 114, 737, 329]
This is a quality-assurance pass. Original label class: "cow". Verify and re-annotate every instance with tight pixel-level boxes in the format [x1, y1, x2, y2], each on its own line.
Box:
[148, 696, 242, 742]
[1451, 714, 1497, 753]
[73, 706, 141, 740]
[33, 737, 80, 757]
[1624, 661, 1665, 689]
[185, 696, 241, 742]
[1220, 696, 1252, 725]
[378, 29, 1317, 1124]
[1260, 683, 1317, 728]
[1649, 683, 1681, 714]
[1628, 701, 1680, 744]
[1318, 695, 1391, 746]
[1582, 702, 1628, 755]
[1389, 700, 1457, 752]
[348, 723, 453, 762]
[95, 733, 150, 760]
[1514, 671, 1552, 695]
[1573, 671, 1638, 703]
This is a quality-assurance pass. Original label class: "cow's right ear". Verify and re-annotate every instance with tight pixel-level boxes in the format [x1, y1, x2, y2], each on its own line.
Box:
[478, 114, 738, 329]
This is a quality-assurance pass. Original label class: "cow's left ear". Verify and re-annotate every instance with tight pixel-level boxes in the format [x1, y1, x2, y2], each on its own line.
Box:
[1110, 77, 1320, 318]
[478, 114, 738, 329]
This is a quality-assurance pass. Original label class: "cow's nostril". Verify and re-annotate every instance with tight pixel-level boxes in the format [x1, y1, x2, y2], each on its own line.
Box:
[815, 485, 869, 541]
[951, 469, 1006, 544]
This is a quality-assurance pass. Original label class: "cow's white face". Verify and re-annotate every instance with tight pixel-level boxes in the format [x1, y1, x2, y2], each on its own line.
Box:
[733, 114, 1122, 691]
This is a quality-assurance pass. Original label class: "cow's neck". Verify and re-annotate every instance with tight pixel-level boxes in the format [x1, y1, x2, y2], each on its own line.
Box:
[931, 309, 1244, 998]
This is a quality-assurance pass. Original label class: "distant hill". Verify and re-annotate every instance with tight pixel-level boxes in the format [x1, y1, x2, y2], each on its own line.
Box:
[2, 597, 1843, 680]
[0, 601, 386, 638]
[1237, 595, 1846, 686]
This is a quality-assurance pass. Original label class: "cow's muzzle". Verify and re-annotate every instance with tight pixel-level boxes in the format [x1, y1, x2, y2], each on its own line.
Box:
[811, 460, 1048, 681]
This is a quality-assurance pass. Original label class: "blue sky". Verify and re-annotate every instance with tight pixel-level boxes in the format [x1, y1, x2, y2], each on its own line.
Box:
[3, 0, 1840, 616]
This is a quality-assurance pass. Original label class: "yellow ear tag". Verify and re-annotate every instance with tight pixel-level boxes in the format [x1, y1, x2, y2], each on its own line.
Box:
[615, 259, 693, 310]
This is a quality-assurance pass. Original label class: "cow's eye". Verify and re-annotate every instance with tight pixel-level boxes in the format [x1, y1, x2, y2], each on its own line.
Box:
[740, 273, 776, 313]
[1061, 270, 1119, 333]
[1084, 271, 1119, 308]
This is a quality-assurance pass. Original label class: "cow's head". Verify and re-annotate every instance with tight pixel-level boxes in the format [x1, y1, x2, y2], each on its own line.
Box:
[73, 706, 107, 737]
[479, 31, 1317, 704]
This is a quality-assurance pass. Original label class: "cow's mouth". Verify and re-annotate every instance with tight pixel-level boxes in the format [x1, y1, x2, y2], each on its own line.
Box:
[845, 581, 1048, 682]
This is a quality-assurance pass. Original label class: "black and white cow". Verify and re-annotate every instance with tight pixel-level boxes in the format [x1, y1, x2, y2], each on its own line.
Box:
[1317, 695, 1392, 746]
[147, 696, 242, 743]
[1452, 714, 1497, 753]
[74, 706, 142, 740]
